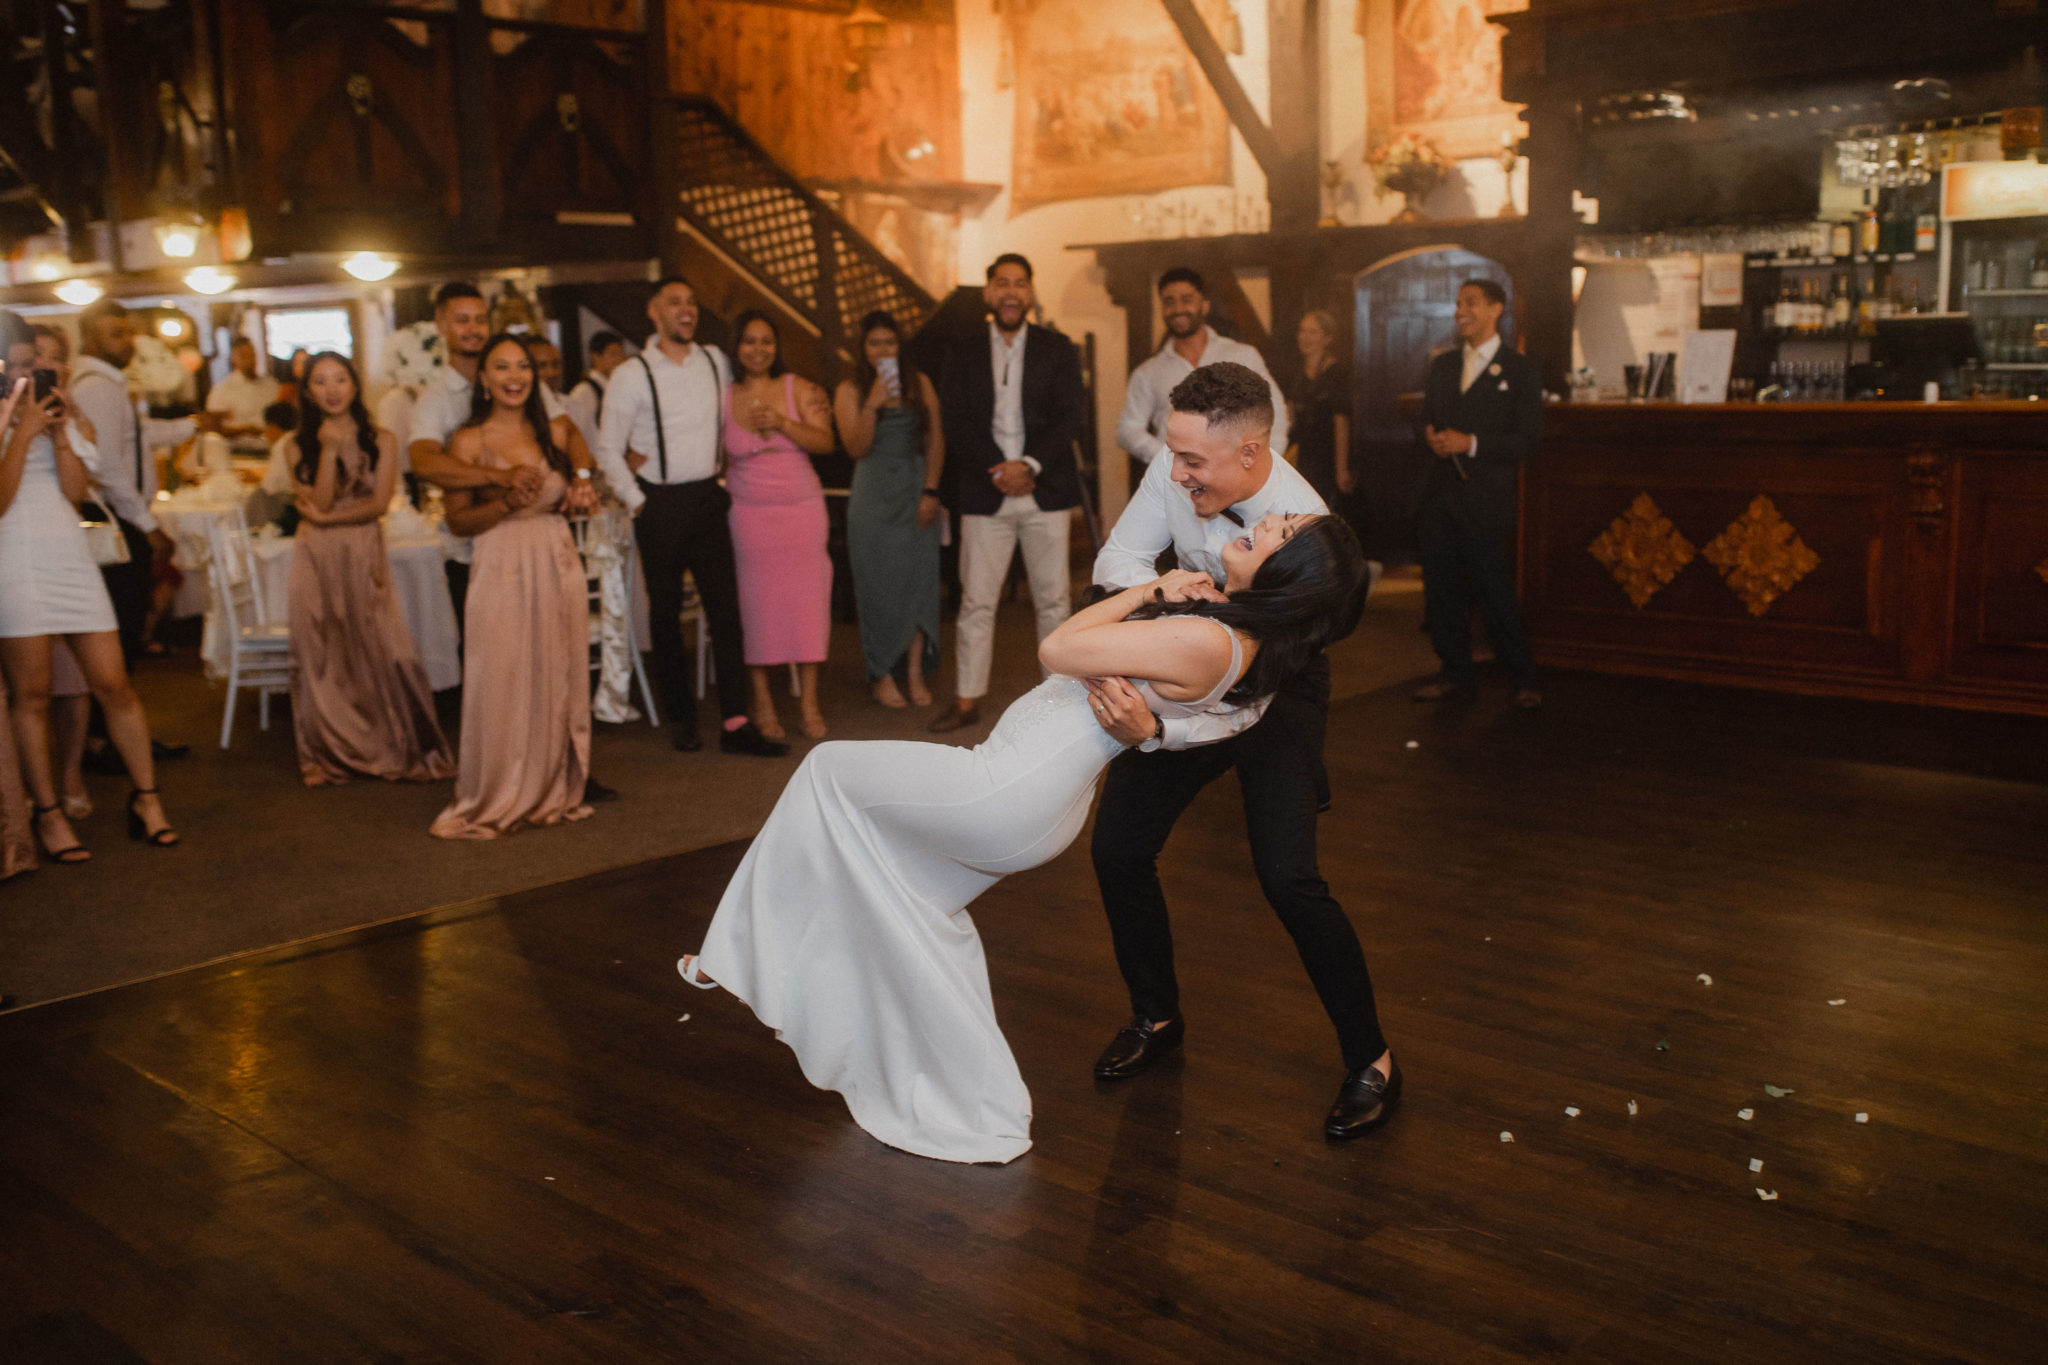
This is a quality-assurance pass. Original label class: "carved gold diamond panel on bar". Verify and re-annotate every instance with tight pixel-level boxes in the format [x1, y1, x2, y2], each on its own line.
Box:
[1703, 496, 1820, 618]
[1588, 493, 1695, 609]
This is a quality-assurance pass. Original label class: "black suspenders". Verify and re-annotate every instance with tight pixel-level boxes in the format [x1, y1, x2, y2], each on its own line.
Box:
[638, 355, 667, 482]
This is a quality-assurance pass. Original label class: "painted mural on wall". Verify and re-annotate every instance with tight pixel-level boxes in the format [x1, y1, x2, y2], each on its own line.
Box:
[1009, 0, 1232, 211]
[1361, 0, 1526, 160]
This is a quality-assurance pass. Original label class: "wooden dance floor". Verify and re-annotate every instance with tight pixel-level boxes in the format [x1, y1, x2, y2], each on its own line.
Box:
[4, 675, 2046, 1363]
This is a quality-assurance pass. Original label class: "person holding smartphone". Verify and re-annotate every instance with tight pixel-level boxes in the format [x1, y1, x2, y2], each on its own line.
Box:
[0, 343, 181, 860]
[836, 310, 944, 710]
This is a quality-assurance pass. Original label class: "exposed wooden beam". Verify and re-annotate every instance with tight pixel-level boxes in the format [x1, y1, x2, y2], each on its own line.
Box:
[1156, 0, 1284, 179]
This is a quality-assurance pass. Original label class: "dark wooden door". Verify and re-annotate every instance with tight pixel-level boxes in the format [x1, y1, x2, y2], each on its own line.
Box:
[1351, 246, 1515, 558]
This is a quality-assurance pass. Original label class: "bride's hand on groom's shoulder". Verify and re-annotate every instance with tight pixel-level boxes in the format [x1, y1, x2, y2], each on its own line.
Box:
[1152, 569, 1225, 604]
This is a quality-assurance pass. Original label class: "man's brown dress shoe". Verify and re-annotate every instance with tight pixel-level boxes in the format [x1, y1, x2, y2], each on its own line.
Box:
[926, 704, 981, 734]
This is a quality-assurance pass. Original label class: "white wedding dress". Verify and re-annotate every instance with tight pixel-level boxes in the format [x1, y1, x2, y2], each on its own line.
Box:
[684, 620, 1245, 1164]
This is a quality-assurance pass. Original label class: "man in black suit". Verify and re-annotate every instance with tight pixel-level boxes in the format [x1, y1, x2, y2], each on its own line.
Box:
[1414, 278, 1544, 708]
[929, 253, 1087, 732]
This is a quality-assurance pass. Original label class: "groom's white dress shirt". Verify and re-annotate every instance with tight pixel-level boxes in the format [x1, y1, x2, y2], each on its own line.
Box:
[1093, 452, 1328, 750]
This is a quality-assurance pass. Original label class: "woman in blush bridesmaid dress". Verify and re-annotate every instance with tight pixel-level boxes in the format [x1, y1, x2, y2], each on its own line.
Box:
[429, 334, 603, 840]
[723, 312, 836, 740]
[286, 352, 454, 786]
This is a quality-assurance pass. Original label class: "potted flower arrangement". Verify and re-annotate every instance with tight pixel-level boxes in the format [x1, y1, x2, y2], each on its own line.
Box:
[1367, 132, 1447, 222]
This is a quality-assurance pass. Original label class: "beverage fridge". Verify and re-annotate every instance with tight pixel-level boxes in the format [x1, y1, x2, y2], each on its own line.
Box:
[1942, 160, 2048, 397]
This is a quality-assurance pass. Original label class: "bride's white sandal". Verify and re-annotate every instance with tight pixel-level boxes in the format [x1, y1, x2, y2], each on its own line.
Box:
[677, 954, 719, 990]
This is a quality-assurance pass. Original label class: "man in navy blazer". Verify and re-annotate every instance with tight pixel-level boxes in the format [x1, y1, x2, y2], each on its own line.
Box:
[929, 253, 1087, 732]
[1413, 278, 1543, 707]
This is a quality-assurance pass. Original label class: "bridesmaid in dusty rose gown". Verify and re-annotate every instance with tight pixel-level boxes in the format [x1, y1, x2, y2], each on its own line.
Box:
[430, 333, 602, 840]
[724, 312, 836, 740]
[287, 353, 454, 786]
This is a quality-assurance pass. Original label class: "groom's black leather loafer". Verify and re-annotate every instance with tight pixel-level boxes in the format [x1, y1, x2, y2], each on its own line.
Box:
[1325, 1060, 1402, 1139]
[1093, 1016, 1184, 1080]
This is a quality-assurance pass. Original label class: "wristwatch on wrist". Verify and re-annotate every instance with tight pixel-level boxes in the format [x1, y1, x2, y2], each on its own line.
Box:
[1137, 712, 1166, 753]
[922, 487, 940, 499]
[576, 468, 592, 481]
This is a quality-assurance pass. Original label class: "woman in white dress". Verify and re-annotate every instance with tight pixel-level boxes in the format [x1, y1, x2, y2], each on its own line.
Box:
[0, 365, 180, 862]
[681, 511, 1368, 1163]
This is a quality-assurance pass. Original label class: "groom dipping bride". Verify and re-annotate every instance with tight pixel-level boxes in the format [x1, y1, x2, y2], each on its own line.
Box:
[680, 362, 1395, 1163]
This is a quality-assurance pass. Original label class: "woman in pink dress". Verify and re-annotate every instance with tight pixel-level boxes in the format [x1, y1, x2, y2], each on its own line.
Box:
[429, 334, 601, 840]
[724, 311, 835, 740]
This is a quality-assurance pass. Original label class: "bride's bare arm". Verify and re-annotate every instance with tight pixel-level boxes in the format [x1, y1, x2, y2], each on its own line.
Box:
[1038, 570, 1238, 700]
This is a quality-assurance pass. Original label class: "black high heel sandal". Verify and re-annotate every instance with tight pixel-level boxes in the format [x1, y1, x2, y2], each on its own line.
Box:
[30, 804, 91, 864]
[127, 789, 180, 847]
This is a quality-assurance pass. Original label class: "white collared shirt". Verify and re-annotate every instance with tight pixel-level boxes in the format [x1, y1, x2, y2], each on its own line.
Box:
[1115, 326, 1290, 466]
[67, 354, 196, 534]
[565, 372, 606, 455]
[1456, 332, 1503, 460]
[990, 321, 1029, 465]
[205, 370, 274, 433]
[593, 337, 729, 512]
[1093, 453, 1328, 749]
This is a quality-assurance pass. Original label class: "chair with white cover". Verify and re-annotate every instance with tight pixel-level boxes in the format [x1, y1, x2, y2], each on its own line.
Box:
[205, 508, 292, 748]
[571, 510, 661, 725]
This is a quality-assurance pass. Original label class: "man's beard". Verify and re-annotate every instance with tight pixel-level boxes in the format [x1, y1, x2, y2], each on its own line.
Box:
[1164, 314, 1201, 338]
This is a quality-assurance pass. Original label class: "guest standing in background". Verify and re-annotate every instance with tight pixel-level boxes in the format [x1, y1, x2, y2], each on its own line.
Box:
[724, 311, 835, 740]
[929, 254, 1084, 735]
[1413, 279, 1543, 709]
[430, 334, 600, 839]
[837, 309, 944, 710]
[592, 277, 786, 757]
[0, 374, 38, 879]
[67, 300, 194, 667]
[1116, 268, 1289, 470]
[206, 337, 273, 450]
[287, 353, 455, 787]
[1288, 309, 1355, 516]
[565, 330, 625, 454]
[0, 363, 180, 858]
[408, 283, 555, 646]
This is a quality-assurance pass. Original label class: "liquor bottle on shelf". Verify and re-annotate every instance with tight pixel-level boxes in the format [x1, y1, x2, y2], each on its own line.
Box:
[1859, 206, 1881, 255]
[1772, 281, 1795, 334]
[2032, 243, 2048, 290]
[1831, 221, 1853, 258]
[1830, 274, 1851, 334]
[1805, 280, 1825, 334]
[1915, 213, 1938, 256]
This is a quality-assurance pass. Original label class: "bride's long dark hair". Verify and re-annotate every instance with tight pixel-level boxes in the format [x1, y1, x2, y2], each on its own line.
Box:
[1128, 515, 1369, 703]
[462, 332, 573, 481]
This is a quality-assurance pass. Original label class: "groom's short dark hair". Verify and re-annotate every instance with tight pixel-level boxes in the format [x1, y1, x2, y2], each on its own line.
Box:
[1169, 361, 1273, 437]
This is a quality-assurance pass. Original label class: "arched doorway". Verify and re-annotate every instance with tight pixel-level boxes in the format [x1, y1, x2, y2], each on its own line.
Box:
[1351, 246, 1516, 559]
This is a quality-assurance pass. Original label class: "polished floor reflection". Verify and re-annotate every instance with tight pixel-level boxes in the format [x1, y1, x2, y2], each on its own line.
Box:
[3, 673, 2046, 1363]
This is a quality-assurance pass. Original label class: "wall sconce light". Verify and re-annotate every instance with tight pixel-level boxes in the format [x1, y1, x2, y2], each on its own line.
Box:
[29, 253, 64, 282]
[842, 3, 888, 93]
[158, 315, 187, 339]
[54, 278, 103, 306]
[154, 217, 203, 259]
[218, 207, 253, 263]
[341, 251, 398, 282]
[183, 267, 236, 295]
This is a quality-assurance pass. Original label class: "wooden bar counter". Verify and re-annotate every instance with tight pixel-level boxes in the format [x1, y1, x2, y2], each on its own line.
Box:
[1519, 402, 2048, 715]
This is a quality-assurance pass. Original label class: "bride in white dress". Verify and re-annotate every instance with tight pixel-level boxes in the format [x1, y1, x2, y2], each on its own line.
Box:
[680, 510, 1368, 1163]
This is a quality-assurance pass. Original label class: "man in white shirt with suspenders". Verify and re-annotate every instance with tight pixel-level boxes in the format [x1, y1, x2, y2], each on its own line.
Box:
[592, 277, 786, 757]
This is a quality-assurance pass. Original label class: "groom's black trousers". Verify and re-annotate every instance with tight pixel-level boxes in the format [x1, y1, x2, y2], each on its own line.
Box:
[1090, 655, 1388, 1072]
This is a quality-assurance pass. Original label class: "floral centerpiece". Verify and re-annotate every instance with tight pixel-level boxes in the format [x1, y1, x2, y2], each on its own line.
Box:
[384, 320, 444, 394]
[125, 333, 189, 401]
[1367, 132, 1447, 222]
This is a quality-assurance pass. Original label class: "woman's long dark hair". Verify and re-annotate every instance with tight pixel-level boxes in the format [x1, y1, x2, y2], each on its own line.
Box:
[730, 309, 786, 380]
[850, 309, 926, 425]
[293, 351, 379, 487]
[1129, 515, 1369, 704]
[462, 332, 572, 481]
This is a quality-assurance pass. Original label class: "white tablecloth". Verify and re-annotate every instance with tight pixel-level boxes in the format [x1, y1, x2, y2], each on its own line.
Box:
[155, 488, 250, 619]
[200, 532, 461, 692]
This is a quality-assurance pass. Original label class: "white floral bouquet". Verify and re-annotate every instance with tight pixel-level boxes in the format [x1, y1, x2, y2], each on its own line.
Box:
[125, 334, 187, 399]
[385, 320, 444, 392]
[1367, 132, 1448, 200]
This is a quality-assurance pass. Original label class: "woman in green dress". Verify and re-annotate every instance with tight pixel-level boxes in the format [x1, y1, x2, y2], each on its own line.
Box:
[835, 311, 945, 708]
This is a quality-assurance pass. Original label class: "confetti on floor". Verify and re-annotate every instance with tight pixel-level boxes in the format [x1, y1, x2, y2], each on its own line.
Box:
[1764, 1085, 1794, 1098]
[1655, 1038, 1669, 1051]
[1627, 1100, 1639, 1115]
[1565, 1107, 1581, 1118]
[1749, 1158, 1764, 1172]
[1697, 973, 1713, 986]
[1405, 740, 1419, 750]
[1855, 1112, 1869, 1123]
[677, 1015, 691, 1023]
[1500, 1131, 1514, 1143]
[1828, 999, 1846, 1006]
[1738, 1108, 1755, 1121]
[1756, 1189, 1779, 1202]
